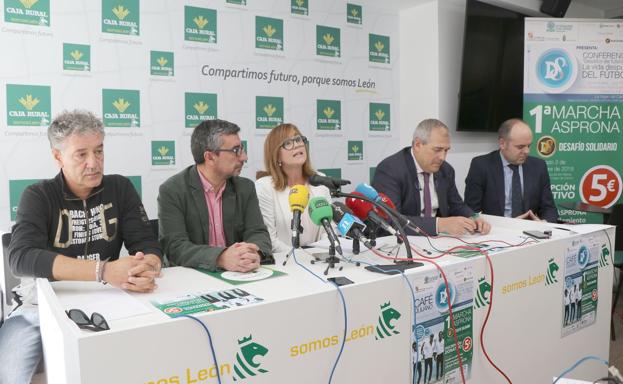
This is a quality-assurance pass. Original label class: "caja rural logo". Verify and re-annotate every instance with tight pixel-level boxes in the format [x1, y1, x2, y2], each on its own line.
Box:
[6, 84, 51, 127]
[102, 0, 139, 35]
[185, 6, 217, 44]
[4, 0, 50, 26]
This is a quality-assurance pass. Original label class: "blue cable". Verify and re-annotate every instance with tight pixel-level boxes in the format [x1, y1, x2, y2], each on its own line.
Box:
[179, 314, 222, 384]
[338, 257, 419, 384]
[290, 247, 348, 384]
[552, 355, 609, 384]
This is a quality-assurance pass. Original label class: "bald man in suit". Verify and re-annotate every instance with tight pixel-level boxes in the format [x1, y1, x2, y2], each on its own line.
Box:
[373, 118, 490, 236]
[464, 118, 558, 222]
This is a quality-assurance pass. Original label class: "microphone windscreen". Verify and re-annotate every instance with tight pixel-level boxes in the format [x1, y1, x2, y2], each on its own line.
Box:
[354, 183, 379, 201]
[308, 197, 333, 225]
[288, 184, 309, 213]
[345, 192, 373, 220]
[377, 192, 396, 209]
[375, 192, 396, 219]
[331, 204, 346, 222]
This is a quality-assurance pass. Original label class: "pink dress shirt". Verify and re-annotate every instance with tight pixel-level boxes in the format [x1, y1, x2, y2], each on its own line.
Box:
[198, 170, 227, 247]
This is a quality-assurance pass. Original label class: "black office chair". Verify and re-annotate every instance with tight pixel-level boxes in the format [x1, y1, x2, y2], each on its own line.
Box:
[609, 204, 623, 340]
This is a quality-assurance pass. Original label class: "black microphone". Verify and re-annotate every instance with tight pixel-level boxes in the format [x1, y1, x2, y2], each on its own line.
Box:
[309, 174, 351, 191]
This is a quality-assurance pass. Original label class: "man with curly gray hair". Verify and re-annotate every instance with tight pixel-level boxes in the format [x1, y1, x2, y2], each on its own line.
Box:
[0, 110, 163, 383]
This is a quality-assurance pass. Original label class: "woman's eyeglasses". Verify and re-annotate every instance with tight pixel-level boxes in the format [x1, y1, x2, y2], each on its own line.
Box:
[66, 309, 110, 332]
[281, 135, 308, 150]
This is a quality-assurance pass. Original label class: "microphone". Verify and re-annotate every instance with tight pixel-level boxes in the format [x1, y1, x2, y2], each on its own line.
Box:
[308, 197, 342, 255]
[354, 184, 422, 234]
[346, 192, 397, 236]
[288, 185, 309, 248]
[378, 192, 424, 235]
[331, 202, 372, 249]
[354, 183, 379, 201]
[374, 192, 395, 220]
[309, 174, 351, 191]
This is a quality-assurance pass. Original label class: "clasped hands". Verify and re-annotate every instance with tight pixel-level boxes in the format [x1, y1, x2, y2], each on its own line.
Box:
[515, 210, 542, 221]
[104, 252, 162, 293]
[217, 242, 261, 273]
[438, 216, 491, 236]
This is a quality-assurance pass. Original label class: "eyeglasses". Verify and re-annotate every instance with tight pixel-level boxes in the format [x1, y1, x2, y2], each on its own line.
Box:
[281, 135, 308, 150]
[213, 145, 245, 157]
[66, 309, 110, 332]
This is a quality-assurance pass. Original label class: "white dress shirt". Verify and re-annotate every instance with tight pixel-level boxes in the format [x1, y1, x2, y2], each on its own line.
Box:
[422, 339, 435, 359]
[576, 288, 582, 303]
[500, 152, 525, 218]
[255, 175, 331, 253]
[434, 337, 444, 355]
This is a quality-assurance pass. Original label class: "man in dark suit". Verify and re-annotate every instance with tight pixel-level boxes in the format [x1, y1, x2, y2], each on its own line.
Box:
[464, 118, 558, 222]
[372, 118, 490, 236]
[158, 119, 272, 272]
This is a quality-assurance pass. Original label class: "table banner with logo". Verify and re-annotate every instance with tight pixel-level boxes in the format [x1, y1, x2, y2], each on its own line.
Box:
[410, 262, 475, 384]
[561, 233, 606, 337]
[523, 19, 623, 223]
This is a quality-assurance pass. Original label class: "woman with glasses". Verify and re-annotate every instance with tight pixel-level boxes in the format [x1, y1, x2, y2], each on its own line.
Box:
[256, 123, 331, 253]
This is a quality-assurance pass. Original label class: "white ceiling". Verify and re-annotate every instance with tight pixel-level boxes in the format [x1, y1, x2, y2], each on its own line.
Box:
[384, 0, 623, 18]
[574, 0, 623, 18]
[575, 0, 623, 11]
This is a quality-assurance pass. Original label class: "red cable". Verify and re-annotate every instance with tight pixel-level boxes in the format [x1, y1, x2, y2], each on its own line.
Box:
[373, 234, 518, 383]
[414, 231, 540, 384]
[369, 248, 467, 384]
[478, 250, 513, 384]
[408, 230, 517, 384]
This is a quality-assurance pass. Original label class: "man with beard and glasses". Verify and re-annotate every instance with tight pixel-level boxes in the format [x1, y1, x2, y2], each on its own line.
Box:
[464, 118, 558, 222]
[158, 119, 272, 272]
[372, 118, 490, 236]
[0, 110, 162, 383]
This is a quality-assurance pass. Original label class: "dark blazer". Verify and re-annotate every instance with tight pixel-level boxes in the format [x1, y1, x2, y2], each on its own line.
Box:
[158, 165, 272, 270]
[372, 147, 474, 235]
[464, 150, 558, 223]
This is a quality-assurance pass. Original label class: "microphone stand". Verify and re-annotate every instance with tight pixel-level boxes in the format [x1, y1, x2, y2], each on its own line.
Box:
[311, 242, 341, 275]
[329, 188, 423, 274]
[352, 237, 360, 255]
[363, 221, 378, 247]
[285, 216, 303, 266]
[291, 217, 301, 249]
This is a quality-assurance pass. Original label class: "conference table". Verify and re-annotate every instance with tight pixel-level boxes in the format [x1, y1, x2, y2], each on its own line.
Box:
[37, 215, 614, 383]
[558, 201, 613, 224]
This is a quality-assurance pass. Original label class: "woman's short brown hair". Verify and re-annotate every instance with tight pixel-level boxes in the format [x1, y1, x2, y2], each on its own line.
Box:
[256, 123, 316, 190]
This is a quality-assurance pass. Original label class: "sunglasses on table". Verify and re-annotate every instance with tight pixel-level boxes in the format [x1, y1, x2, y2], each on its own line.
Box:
[281, 135, 308, 150]
[66, 309, 110, 332]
